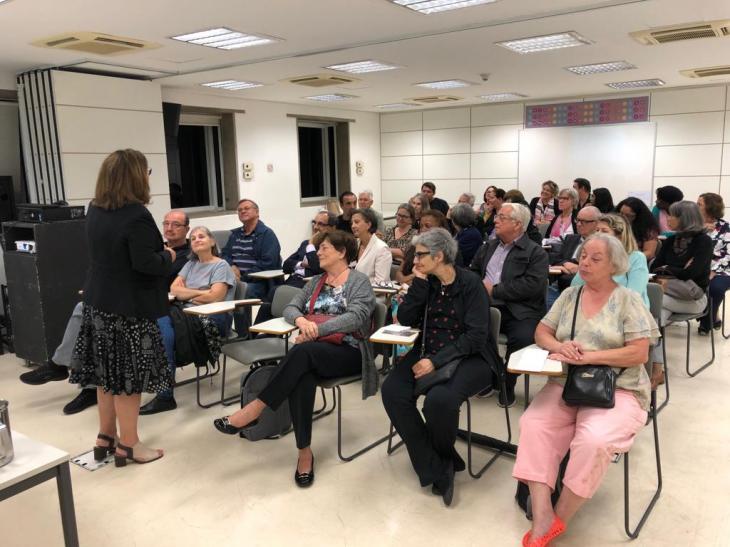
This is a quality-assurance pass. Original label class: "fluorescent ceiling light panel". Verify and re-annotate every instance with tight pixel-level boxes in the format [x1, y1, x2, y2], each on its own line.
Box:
[202, 80, 263, 90]
[306, 94, 356, 102]
[416, 79, 471, 89]
[376, 103, 419, 109]
[479, 93, 527, 102]
[566, 61, 636, 75]
[171, 27, 278, 50]
[497, 31, 591, 54]
[391, 0, 499, 15]
[606, 78, 665, 89]
[325, 60, 400, 74]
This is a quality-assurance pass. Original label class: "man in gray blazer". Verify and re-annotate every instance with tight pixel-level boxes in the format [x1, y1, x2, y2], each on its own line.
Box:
[470, 203, 549, 407]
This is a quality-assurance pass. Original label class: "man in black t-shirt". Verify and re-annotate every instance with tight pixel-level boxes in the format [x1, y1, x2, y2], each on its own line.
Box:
[336, 191, 358, 232]
[421, 182, 449, 216]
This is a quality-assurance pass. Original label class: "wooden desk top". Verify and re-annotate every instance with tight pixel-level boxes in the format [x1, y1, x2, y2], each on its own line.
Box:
[248, 317, 297, 335]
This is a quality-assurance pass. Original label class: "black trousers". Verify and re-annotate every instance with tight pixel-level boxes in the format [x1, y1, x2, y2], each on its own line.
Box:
[498, 306, 540, 389]
[258, 341, 361, 449]
[381, 352, 492, 487]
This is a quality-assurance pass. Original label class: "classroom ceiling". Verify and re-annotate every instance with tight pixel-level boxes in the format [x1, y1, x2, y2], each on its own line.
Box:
[1, 0, 730, 111]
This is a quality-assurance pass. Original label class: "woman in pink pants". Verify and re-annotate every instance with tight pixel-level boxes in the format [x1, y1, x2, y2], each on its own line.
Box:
[513, 233, 659, 546]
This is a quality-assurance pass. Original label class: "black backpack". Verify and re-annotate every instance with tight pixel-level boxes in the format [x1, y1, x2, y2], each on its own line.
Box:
[168, 303, 211, 367]
[238, 363, 292, 441]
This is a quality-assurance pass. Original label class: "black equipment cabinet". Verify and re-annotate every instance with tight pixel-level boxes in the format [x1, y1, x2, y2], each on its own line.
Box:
[3, 219, 88, 364]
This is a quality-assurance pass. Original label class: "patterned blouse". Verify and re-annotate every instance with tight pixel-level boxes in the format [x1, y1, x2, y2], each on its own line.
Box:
[541, 285, 659, 411]
[534, 199, 557, 224]
[384, 226, 417, 253]
[708, 218, 730, 275]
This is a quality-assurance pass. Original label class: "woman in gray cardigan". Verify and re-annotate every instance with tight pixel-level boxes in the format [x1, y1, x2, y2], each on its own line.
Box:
[214, 230, 376, 487]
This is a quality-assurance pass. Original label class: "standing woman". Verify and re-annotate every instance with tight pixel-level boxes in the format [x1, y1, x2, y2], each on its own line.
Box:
[697, 193, 730, 334]
[351, 208, 393, 283]
[70, 149, 174, 465]
[384, 203, 418, 262]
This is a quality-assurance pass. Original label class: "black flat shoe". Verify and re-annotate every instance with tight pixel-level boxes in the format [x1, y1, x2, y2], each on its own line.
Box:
[294, 455, 315, 488]
[20, 363, 68, 385]
[433, 460, 455, 507]
[213, 416, 258, 435]
[63, 389, 98, 415]
[139, 396, 177, 416]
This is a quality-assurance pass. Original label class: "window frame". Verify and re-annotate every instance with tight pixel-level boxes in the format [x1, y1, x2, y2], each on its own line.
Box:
[177, 119, 225, 214]
[297, 120, 339, 205]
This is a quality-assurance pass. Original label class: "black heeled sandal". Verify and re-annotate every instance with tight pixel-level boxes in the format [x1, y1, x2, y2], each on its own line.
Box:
[213, 416, 258, 435]
[114, 443, 163, 467]
[93, 433, 116, 462]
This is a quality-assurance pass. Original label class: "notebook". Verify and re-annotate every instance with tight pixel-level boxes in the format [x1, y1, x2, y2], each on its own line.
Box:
[507, 344, 564, 376]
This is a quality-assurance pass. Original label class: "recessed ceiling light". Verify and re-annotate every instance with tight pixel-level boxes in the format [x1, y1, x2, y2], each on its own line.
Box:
[325, 60, 400, 74]
[497, 31, 592, 54]
[606, 78, 665, 89]
[416, 79, 471, 89]
[566, 61, 636, 75]
[306, 94, 357, 102]
[390, 0, 499, 15]
[171, 27, 279, 50]
[376, 103, 420, 109]
[479, 93, 527, 102]
[202, 80, 263, 90]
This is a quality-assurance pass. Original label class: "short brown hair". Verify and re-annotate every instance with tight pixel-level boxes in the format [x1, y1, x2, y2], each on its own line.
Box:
[321, 230, 358, 263]
[351, 208, 378, 234]
[93, 149, 150, 210]
[420, 209, 448, 228]
[700, 192, 724, 221]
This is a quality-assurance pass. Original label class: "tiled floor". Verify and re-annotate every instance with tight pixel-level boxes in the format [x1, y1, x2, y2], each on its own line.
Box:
[1, 323, 728, 547]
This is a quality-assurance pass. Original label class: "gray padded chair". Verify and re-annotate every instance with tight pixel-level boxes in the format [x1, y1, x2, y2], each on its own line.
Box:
[314, 302, 391, 462]
[211, 230, 231, 253]
[202, 285, 303, 407]
[646, 283, 669, 412]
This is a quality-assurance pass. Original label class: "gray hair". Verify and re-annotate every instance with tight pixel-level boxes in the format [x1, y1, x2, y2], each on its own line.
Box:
[502, 202, 531, 234]
[412, 227, 458, 265]
[579, 233, 628, 276]
[669, 200, 705, 233]
[188, 225, 220, 259]
[410, 193, 431, 212]
[316, 209, 337, 226]
[359, 189, 374, 199]
[459, 192, 476, 206]
[450, 202, 476, 229]
[558, 187, 579, 206]
[578, 205, 601, 220]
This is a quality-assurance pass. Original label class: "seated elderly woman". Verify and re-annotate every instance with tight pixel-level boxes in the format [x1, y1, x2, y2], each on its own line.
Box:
[382, 228, 500, 506]
[141, 226, 236, 415]
[450, 202, 482, 266]
[513, 233, 659, 546]
[214, 230, 376, 487]
[351, 207, 392, 283]
[697, 192, 730, 335]
[384, 203, 418, 262]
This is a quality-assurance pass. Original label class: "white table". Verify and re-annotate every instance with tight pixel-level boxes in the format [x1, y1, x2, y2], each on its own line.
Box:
[247, 269, 285, 280]
[0, 431, 78, 546]
[370, 325, 419, 346]
[248, 317, 297, 336]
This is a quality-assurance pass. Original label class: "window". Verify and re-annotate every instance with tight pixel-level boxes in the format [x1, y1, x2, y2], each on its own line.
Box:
[297, 120, 349, 204]
[172, 123, 224, 211]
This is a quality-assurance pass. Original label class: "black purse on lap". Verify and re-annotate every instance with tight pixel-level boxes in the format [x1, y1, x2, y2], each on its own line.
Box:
[561, 287, 624, 409]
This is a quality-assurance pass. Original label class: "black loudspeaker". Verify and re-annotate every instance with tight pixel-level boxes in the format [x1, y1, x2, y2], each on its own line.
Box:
[0, 176, 16, 222]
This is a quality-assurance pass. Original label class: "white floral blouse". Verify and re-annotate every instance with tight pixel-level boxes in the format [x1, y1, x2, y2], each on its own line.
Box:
[708, 219, 730, 275]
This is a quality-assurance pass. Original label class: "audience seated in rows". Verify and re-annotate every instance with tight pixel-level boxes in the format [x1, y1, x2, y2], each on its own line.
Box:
[697, 192, 730, 334]
[470, 202, 549, 407]
[214, 230, 376, 488]
[358, 189, 385, 234]
[573, 177, 592, 211]
[221, 199, 282, 300]
[548, 206, 601, 294]
[18, 209, 192, 415]
[615, 197, 660, 262]
[592, 187, 614, 214]
[141, 226, 236, 415]
[351, 208, 392, 283]
[544, 188, 578, 243]
[529, 180, 559, 225]
[652, 185, 684, 236]
[421, 181, 450, 216]
[383, 228, 499, 506]
[384, 203, 418, 262]
[503, 189, 543, 245]
[450, 203, 482, 266]
[515, 233, 659, 547]
[409, 193, 430, 231]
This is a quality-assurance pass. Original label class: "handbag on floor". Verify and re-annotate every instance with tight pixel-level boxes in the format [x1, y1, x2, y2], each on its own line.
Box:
[561, 287, 624, 409]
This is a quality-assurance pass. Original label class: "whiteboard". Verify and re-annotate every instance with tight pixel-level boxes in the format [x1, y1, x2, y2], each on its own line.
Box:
[517, 122, 656, 205]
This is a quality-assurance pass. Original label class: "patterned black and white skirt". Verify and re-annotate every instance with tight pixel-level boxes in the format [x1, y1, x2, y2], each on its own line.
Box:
[69, 305, 172, 395]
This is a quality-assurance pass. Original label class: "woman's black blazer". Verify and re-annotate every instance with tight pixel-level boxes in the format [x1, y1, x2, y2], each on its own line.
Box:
[82, 203, 172, 320]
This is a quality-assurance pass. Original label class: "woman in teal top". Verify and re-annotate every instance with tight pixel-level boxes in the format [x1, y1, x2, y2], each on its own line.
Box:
[571, 213, 649, 308]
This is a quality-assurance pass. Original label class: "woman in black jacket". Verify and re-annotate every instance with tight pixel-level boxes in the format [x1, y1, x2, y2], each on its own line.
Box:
[70, 149, 175, 466]
[381, 228, 500, 506]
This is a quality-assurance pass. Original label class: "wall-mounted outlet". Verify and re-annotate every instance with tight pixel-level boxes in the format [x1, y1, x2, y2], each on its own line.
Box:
[243, 162, 253, 171]
[243, 170, 253, 181]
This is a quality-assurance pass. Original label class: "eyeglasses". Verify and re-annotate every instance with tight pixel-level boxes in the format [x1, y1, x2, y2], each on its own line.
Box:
[311, 220, 330, 228]
[413, 251, 431, 259]
[148, 168, 152, 176]
[395, 213, 412, 219]
[558, 196, 571, 201]
[162, 221, 187, 229]
[495, 214, 516, 222]
[576, 219, 596, 224]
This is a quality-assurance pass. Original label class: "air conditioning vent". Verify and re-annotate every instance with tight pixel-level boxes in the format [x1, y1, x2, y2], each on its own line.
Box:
[286, 74, 359, 87]
[409, 95, 462, 104]
[680, 65, 730, 78]
[630, 20, 730, 45]
[32, 32, 160, 55]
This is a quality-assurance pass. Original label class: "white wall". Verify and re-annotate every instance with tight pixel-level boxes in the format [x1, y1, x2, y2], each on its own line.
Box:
[51, 71, 171, 222]
[380, 85, 730, 214]
[161, 88, 382, 256]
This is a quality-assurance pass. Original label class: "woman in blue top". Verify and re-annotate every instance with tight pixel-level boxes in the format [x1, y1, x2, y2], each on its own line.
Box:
[571, 213, 648, 307]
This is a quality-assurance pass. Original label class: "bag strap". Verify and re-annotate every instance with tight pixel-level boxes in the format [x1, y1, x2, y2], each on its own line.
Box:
[570, 286, 583, 341]
[419, 282, 431, 358]
[308, 275, 328, 315]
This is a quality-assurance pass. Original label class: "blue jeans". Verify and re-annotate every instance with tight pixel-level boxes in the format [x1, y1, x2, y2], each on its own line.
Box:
[700, 274, 730, 330]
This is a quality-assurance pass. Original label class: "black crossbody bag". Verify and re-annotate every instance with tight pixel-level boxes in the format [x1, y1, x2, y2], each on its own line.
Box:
[561, 287, 624, 408]
[413, 289, 461, 397]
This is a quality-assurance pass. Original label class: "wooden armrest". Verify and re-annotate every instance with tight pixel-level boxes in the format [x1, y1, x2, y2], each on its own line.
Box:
[183, 299, 261, 316]
[249, 317, 297, 335]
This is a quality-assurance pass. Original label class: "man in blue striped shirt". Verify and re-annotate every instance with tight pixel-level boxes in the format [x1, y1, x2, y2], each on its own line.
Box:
[221, 199, 282, 300]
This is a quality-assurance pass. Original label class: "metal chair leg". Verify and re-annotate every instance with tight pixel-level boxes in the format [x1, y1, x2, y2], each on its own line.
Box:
[386, 423, 405, 454]
[685, 318, 715, 377]
[195, 360, 230, 409]
[655, 328, 670, 414]
[467, 377, 514, 479]
[330, 385, 390, 462]
[312, 388, 337, 423]
[220, 355, 245, 407]
[624, 391, 662, 539]
[523, 375, 530, 410]
[312, 387, 328, 415]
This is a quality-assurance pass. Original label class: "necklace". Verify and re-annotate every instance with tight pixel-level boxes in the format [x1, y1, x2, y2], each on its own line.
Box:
[326, 267, 349, 286]
[439, 269, 456, 295]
